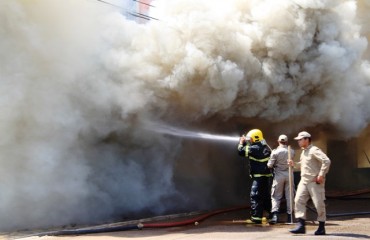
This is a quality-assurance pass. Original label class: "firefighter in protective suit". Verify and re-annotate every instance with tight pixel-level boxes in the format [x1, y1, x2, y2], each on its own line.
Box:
[238, 129, 273, 223]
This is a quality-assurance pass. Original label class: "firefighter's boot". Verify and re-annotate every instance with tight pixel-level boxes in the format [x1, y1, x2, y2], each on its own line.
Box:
[289, 218, 305, 234]
[314, 221, 326, 235]
[269, 212, 278, 224]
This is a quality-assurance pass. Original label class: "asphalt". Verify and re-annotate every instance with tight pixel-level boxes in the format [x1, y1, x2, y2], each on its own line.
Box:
[5, 198, 370, 240]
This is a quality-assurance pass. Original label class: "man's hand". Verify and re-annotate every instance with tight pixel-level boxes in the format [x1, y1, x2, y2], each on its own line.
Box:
[239, 135, 246, 145]
[316, 175, 324, 184]
[287, 159, 294, 167]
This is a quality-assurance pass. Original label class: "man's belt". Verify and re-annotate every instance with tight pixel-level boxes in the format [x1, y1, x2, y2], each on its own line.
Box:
[249, 156, 269, 162]
[252, 173, 273, 177]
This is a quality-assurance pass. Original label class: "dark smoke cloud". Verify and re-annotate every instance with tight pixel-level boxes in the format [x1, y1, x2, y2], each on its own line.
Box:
[0, 0, 369, 231]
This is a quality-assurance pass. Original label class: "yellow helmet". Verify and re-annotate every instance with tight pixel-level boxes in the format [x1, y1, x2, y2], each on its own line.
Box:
[246, 129, 264, 143]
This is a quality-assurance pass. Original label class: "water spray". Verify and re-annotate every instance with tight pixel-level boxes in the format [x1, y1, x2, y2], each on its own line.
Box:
[143, 121, 240, 142]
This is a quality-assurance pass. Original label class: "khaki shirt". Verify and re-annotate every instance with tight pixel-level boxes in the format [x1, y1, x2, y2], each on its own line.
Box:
[267, 145, 295, 172]
[299, 144, 331, 183]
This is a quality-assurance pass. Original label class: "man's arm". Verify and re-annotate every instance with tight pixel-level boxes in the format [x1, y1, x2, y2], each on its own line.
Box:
[267, 150, 277, 168]
[237, 143, 246, 156]
[237, 136, 247, 156]
[313, 148, 331, 183]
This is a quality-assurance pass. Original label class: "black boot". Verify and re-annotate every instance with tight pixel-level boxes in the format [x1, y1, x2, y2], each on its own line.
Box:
[289, 218, 305, 234]
[314, 221, 326, 235]
[287, 213, 293, 223]
[269, 212, 278, 224]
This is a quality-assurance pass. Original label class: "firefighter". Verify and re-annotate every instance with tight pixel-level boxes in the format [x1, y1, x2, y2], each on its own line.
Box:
[238, 129, 272, 223]
[289, 131, 331, 235]
[267, 134, 295, 224]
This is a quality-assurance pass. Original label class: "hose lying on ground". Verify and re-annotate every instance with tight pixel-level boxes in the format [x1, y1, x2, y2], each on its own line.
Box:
[307, 205, 370, 218]
[142, 205, 249, 228]
[46, 224, 142, 236]
[35, 188, 370, 236]
[307, 188, 370, 218]
[326, 189, 370, 217]
[36, 205, 250, 236]
[327, 212, 370, 217]
[326, 189, 370, 199]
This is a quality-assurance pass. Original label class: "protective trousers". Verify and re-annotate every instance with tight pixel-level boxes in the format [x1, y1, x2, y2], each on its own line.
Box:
[250, 176, 272, 221]
[294, 181, 326, 222]
[271, 170, 295, 214]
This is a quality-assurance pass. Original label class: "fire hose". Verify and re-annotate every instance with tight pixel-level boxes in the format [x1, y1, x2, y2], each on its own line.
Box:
[37, 205, 250, 236]
[326, 188, 370, 199]
[307, 188, 370, 218]
[35, 188, 370, 236]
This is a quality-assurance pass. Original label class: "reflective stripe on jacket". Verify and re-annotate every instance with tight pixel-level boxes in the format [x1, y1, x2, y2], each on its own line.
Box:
[238, 142, 272, 177]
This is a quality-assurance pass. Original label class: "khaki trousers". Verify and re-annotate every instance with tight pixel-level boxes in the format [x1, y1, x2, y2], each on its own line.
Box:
[294, 180, 326, 222]
[271, 170, 295, 214]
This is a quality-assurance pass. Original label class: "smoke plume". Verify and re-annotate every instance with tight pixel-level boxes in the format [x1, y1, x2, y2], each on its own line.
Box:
[0, 0, 369, 231]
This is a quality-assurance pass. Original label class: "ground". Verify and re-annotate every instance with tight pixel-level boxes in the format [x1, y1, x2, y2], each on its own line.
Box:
[3, 198, 370, 240]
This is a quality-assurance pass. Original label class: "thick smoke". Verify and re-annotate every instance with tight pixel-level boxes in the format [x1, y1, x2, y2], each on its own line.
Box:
[0, 0, 369, 231]
[148, 0, 370, 135]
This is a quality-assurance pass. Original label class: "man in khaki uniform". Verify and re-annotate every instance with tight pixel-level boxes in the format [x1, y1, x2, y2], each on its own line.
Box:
[267, 134, 295, 224]
[289, 131, 331, 235]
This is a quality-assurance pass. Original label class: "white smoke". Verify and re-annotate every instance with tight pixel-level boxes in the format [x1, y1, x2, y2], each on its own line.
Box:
[0, 0, 369, 231]
[148, 0, 370, 134]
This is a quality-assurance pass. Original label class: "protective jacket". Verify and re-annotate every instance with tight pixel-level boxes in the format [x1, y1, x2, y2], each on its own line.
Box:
[238, 141, 272, 177]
